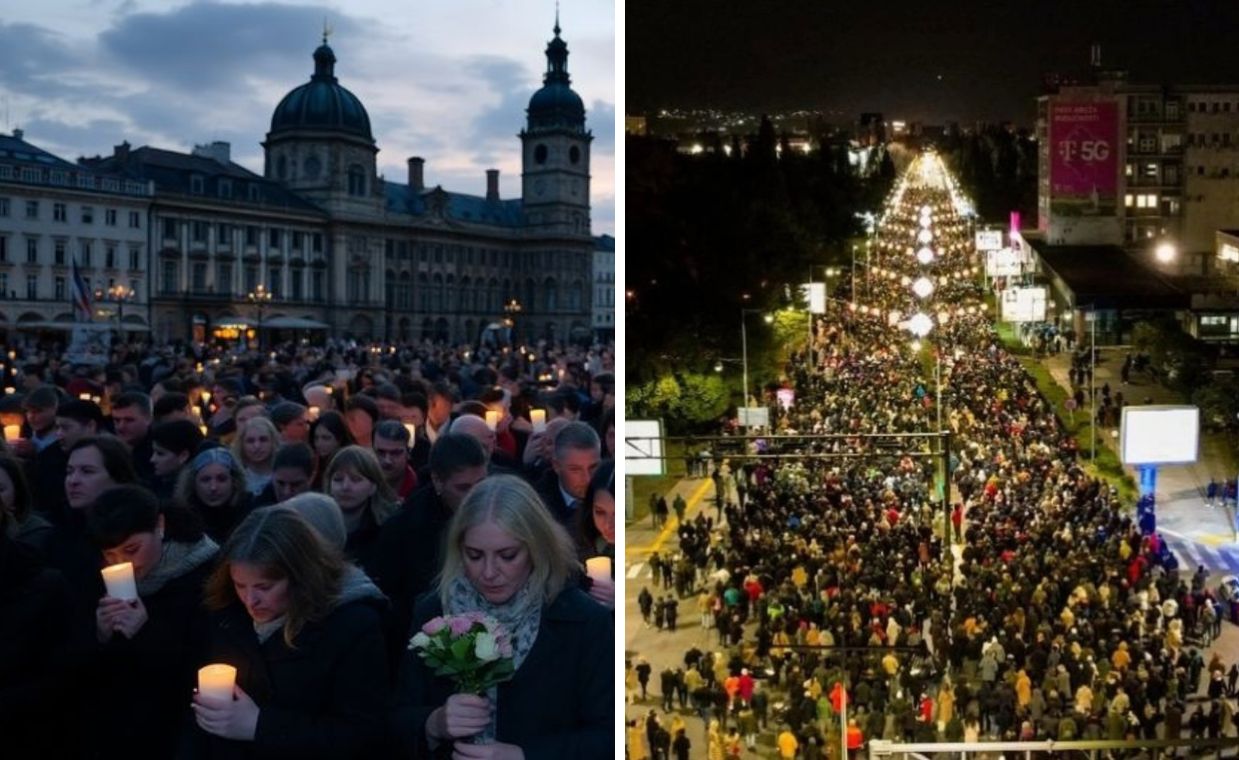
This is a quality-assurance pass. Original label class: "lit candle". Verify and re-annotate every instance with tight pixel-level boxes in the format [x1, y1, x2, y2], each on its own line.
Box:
[3, 424, 19, 441]
[308, 405, 320, 420]
[585, 557, 612, 584]
[530, 409, 546, 433]
[199, 424, 208, 435]
[201, 390, 212, 406]
[325, 386, 333, 395]
[197, 664, 237, 704]
[101, 562, 138, 601]
[195, 362, 204, 373]
[6, 351, 13, 360]
[79, 393, 92, 401]
[3, 388, 11, 394]
[404, 422, 417, 441]
[485, 411, 500, 431]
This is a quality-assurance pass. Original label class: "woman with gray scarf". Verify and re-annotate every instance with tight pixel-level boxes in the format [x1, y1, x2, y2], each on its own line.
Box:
[392, 474, 613, 759]
[86, 484, 218, 759]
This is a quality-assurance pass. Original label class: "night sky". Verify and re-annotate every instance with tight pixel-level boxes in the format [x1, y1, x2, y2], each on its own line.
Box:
[628, 0, 1239, 125]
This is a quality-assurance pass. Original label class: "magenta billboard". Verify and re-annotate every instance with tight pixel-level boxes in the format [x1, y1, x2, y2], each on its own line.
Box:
[1049, 100, 1119, 216]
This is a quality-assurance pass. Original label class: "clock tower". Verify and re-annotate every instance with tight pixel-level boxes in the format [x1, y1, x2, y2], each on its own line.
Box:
[520, 16, 592, 236]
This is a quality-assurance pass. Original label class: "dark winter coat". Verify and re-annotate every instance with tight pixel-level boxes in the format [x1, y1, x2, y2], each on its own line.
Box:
[392, 587, 613, 759]
[180, 596, 390, 759]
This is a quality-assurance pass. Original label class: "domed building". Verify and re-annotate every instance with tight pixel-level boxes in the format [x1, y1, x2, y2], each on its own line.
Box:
[74, 18, 597, 344]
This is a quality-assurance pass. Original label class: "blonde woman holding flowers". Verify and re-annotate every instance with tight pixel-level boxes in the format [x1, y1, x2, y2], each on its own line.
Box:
[392, 475, 612, 759]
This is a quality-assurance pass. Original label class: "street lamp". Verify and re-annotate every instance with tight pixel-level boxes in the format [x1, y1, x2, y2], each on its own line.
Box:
[740, 309, 773, 410]
[247, 283, 273, 350]
[94, 284, 136, 342]
[1155, 241, 1177, 265]
[503, 298, 523, 343]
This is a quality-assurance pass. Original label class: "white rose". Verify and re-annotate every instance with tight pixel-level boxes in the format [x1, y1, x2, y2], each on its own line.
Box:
[408, 632, 431, 650]
[474, 632, 500, 662]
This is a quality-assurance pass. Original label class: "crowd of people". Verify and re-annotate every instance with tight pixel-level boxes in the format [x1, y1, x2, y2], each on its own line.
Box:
[628, 173, 1239, 759]
[0, 335, 615, 758]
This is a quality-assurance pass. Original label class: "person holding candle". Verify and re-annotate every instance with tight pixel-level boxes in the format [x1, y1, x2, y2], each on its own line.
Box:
[322, 445, 399, 571]
[232, 416, 279, 496]
[392, 475, 612, 758]
[87, 484, 218, 759]
[575, 460, 615, 609]
[186, 507, 389, 758]
[176, 447, 253, 544]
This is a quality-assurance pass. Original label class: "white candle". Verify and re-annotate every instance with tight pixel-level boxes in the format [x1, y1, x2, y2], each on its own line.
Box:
[530, 409, 546, 433]
[199, 424, 208, 435]
[3, 424, 19, 441]
[485, 411, 500, 431]
[403, 422, 417, 441]
[308, 405, 320, 420]
[197, 664, 236, 704]
[200, 390, 212, 405]
[585, 556, 612, 584]
[78, 392, 92, 401]
[101, 562, 138, 601]
[3, 387, 13, 394]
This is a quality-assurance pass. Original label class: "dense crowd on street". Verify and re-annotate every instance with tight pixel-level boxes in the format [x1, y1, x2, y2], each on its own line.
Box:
[0, 334, 615, 758]
[628, 170, 1239, 759]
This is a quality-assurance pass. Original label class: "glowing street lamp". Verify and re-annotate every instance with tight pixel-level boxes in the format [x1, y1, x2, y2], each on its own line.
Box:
[916, 247, 935, 265]
[917, 229, 933, 244]
[1155, 241, 1177, 264]
[912, 276, 934, 299]
[908, 312, 934, 338]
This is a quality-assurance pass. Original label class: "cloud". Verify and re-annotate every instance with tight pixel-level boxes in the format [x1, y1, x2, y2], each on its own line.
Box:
[589, 100, 614, 153]
[0, 22, 89, 98]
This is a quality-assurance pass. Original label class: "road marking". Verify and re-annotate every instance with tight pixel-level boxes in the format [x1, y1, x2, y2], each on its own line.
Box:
[625, 479, 713, 556]
[627, 562, 646, 579]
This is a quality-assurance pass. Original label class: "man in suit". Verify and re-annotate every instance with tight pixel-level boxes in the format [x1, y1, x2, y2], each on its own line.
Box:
[534, 421, 601, 528]
[370, 434, 488, 651]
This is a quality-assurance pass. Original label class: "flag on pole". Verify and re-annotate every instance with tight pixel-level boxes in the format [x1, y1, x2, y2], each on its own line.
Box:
[71, 255, 93, 322]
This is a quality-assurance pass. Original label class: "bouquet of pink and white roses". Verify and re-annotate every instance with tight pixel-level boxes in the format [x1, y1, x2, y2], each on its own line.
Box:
[408, 612, 515, 694]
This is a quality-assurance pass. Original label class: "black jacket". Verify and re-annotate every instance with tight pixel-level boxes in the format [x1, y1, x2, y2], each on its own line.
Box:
[370, 486, 453, 667]
[0, 534, 84, 756]
[533, 470, 576, 528]
[392, 587, 613, 759]
[27, 442, 68, 525]
[181, 597, 390, 759]
[95, 556, 215, 760]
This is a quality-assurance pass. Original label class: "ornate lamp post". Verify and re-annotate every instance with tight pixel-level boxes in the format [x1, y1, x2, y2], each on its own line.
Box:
[503, 297, 523, 343]
[247, 283, 273, 351]
[94, 284, 136, 341]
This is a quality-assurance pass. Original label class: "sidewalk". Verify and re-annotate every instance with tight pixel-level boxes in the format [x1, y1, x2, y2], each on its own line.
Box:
[1038, 346, 1239, 545]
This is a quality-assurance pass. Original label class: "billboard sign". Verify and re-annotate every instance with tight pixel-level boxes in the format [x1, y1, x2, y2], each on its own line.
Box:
[1120, 406, 1199, 465]
[1049, 99, 1119, 216]
[800, 282, 827, 314]
[975, 229, 1004, 251]
[986, 247, 1025, 277]
[1000, 286, 1047, 322]
[624, 420, 665, 476]
[738, 407, 770, 428]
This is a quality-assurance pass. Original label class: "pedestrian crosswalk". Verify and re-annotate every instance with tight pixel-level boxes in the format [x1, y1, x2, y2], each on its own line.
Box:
[1162, 532, 1239, 575]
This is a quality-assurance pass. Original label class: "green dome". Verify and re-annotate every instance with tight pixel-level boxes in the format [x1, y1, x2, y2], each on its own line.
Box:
[526, 23, 585, 131]
[270, 44, 373, 143]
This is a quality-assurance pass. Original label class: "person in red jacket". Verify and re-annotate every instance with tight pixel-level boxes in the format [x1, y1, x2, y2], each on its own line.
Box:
[846, 718, 864, 759]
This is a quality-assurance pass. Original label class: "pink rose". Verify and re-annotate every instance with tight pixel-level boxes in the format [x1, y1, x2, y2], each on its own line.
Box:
[449, 616, 473, 636]
[423, 616, 448, 635]
[499, 640, 513, 658]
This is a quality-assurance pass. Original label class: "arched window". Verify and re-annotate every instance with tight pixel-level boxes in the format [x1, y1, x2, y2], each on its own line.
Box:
[417, 272, 429, 311]
[444, 275, 456, 313]
[543, 277, 558, 311]
[347, 165, 366, 196]
[431, 273, 443, 313]
[460, 276, 472, 310]
[385, 269, 396, 307]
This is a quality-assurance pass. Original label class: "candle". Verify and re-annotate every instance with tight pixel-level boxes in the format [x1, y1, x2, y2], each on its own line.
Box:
[3, 387, 13, 394]
[325, 386, 333, 395]
[79, 392, 92, 401]
[197, 664, 237, 704]
[3, 424, 19, 441]
[308, 405, 320, 420]
[200, 390, 212, 405]
[195, 362, 204, 373]
[199, 424, 208, 435]
[530, 409, 546, 433]
[585, 557, 612, 584]
[101, 562, 138, 601]
[485, 411, 500, 431]
[403, 422, 417, 441]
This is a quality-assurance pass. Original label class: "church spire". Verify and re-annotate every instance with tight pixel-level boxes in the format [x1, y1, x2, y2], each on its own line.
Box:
[544, 10, 569, 86]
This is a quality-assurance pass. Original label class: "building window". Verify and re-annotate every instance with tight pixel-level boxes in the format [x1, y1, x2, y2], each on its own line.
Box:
[292, 231, 303, 250]
[80, 241, 92, 266]
[53, 203, 66, 222]
[54, 276, 65, 300]
[217, 263, 232, 293]
[26, 238, 38, 263]
[290, 268, 304, 300]
[0, 197, 8, 217]
[25, 201, 37, 220]
[218, 223, 231, 245]
[268, 266, 281, 297]
[245, 226, 258, 247]
[268, 228, 281, 248]
[312, 233, 323, 253]
[312, 270, 324, 300]
[244, 266, 258, 294]
[162, 260, 179, 293]
[192, 221, 207, 243]
[347, 165, 366, 196]
[190, 175, 204, 194]
[218, 179, 232, 199]
[81, 206, 93, 224]
[106, 246, 115, 269]
[129, 248, 141, 270]
[0, 273, 7, 297]
[105, 208, 117, 226]
[192, 262, 207, 292]
[129, 211, 141, 229]
[0, 236, 6, 262]
[26, 275, 37, 300]
[54, 240, 66, 266]
[163, 218, 177, 240]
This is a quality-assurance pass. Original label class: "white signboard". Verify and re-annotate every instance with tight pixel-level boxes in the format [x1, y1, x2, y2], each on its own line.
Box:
[800, 282, 827, 314]
[1120, 406, 1200, 465]
[1001, 286, 1047, 322]
[976, 229, 1004, 251]
[624, 420, 665, 476]
[738, 407, 770, 428]
[986, 247, 1025, 277]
